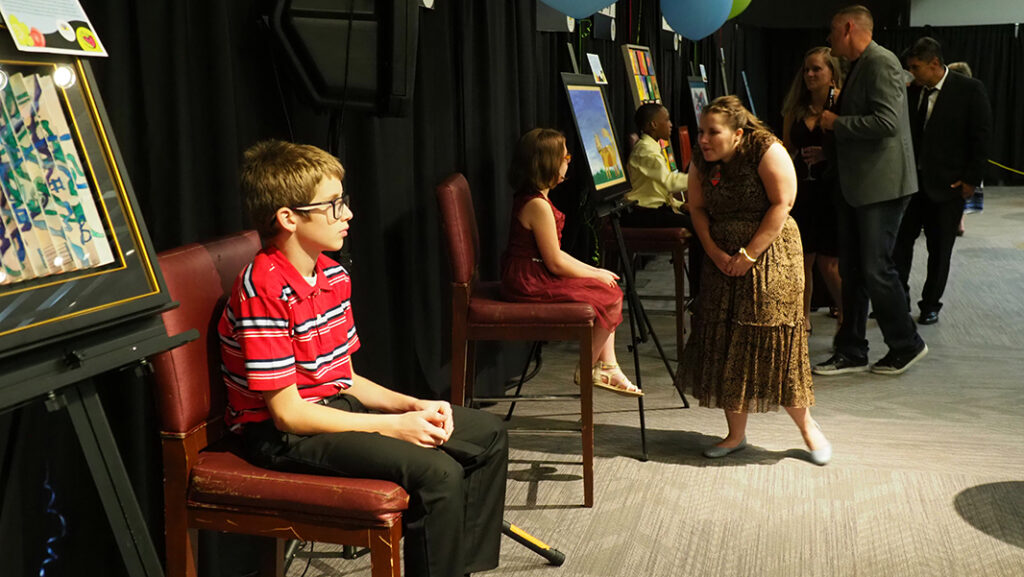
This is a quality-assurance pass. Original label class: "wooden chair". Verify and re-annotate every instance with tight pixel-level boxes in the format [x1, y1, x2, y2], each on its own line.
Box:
[150, 230, 408, 577]
[435, 173, 597, 507]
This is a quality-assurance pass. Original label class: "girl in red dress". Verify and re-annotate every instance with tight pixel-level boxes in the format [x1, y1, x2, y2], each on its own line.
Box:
[501, 128, 641, 396]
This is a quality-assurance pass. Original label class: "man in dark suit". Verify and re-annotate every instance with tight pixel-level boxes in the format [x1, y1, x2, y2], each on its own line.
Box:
[815, 5, 928, 376]
[895, 37, 993, 325]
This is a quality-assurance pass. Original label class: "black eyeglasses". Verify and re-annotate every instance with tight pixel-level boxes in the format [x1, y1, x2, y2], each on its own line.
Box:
[291, 194, 350, 220]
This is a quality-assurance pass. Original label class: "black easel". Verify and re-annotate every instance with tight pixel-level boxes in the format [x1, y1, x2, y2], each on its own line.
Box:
[596, 198, 688, 461]
[3, 315, 195, 577]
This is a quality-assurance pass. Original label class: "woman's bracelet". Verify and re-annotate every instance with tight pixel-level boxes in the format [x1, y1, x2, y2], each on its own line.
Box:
[738, 247, 757, 263]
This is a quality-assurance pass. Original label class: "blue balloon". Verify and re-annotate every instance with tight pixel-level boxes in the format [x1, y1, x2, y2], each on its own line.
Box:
[662, 0, 732, 41]
[539, 0, 615, 21]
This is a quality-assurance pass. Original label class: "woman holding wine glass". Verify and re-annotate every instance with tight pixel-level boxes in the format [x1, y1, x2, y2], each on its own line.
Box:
[782, 46, 845, 332]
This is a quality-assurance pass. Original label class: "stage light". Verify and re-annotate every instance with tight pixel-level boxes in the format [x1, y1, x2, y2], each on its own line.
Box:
[0, 69, 8, 91]
[53, 65, 76, 89]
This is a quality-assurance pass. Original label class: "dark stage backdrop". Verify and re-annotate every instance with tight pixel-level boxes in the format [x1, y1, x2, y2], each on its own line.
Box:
[0, 2, 697, 576]
[2, 2, 1021, 576]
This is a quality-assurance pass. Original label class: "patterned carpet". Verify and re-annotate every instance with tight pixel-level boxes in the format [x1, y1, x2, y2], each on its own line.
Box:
[288, 187, 1024, 577]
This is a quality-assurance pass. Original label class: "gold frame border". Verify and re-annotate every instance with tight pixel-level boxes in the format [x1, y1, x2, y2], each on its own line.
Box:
[0, 57, 162, 339]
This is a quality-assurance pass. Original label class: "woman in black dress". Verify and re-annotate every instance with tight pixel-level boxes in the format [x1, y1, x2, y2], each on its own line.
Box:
[781, 47, 845, 332]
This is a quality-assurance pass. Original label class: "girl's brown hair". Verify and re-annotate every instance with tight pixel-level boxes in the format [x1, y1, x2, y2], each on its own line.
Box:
[508, 128, 566, 194]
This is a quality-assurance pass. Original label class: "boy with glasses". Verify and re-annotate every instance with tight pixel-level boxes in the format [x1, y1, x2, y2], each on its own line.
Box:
[219, 140, 507, 577]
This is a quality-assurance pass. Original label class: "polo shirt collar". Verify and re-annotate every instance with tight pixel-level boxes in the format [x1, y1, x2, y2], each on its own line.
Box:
[264, 246, 333, 299]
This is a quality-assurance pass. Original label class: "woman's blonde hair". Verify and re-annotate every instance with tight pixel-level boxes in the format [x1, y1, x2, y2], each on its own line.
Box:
[781, 47, 844, 125]
[509, 128, 566, 194]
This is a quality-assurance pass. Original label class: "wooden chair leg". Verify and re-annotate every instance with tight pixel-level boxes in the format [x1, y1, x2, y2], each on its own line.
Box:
[163, 443, 197, 577]
[257, 538, 285, 577]
[579, 329, 594, 508]
[163, 523, 198, 577]
[370, 525, 403, 577]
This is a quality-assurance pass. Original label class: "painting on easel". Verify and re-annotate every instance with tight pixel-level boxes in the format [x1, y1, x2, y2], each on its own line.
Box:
[562, 80, 627, 192]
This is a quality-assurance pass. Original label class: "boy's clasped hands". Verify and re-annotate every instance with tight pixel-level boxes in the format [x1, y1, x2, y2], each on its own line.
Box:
[397, 399, 454, 448]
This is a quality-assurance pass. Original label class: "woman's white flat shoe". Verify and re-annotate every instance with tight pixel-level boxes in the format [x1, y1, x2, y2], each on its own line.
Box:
[809, 442, 832, 466]
[703, 438, 748, 458]
[808, 420, 831, 465]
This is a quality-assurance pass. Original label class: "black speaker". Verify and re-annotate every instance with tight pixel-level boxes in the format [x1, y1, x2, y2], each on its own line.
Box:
[272, 0, 419, 116]
[592, 13, 615, 41]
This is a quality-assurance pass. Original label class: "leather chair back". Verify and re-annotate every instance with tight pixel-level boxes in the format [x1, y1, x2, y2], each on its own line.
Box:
[677, 126, 692, 171]
[151, 231, 262, 437]
[435, 173, 479, 285]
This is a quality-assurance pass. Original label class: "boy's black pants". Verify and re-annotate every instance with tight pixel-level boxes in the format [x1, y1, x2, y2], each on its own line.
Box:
[242, 395, 508, 577]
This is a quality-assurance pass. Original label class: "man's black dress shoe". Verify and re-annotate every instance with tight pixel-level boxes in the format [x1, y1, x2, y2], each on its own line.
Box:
[918, 311, 939, 325]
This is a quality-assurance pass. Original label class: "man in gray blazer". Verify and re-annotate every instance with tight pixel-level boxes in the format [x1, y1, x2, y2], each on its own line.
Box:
[816, 5, 928, 376]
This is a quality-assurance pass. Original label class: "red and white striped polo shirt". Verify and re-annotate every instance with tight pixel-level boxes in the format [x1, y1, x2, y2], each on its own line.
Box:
[219, 246, 360, 428]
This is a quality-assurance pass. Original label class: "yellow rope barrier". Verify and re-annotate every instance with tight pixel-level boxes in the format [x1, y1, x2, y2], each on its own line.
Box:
[988, 159, 1024, 177]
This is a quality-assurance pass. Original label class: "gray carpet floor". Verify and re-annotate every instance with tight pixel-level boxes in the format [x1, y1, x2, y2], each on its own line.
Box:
[288, 187, 1024, 577]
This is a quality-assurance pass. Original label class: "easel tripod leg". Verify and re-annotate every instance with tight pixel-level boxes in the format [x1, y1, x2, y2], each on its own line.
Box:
[502, 520, 566, 566]
[53, 381, 164, 577]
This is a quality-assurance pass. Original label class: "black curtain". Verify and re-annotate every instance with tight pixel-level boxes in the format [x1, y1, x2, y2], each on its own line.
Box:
[4, 2, 1021, 576]
[2, 2, 684, 576]
[82, 0, 287, 248]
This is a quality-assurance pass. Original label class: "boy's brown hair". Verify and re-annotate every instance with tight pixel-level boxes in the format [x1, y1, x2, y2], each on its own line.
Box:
[240, 140, 345, 239]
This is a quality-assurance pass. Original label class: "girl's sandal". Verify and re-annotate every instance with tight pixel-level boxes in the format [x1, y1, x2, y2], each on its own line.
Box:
[573, 362, 601, 385]
[593, 361, 643, 397]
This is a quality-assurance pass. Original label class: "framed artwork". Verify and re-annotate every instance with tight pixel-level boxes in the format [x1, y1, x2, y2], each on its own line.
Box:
[586, 53, 607, 85]
[688, 76, 710, 128]
[561, 73, 628, 200]
[0, 41, 170, 359]
[620, 44, 677, 172]
[0, 70, 115, 283]
[620, 44, 661, 109]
